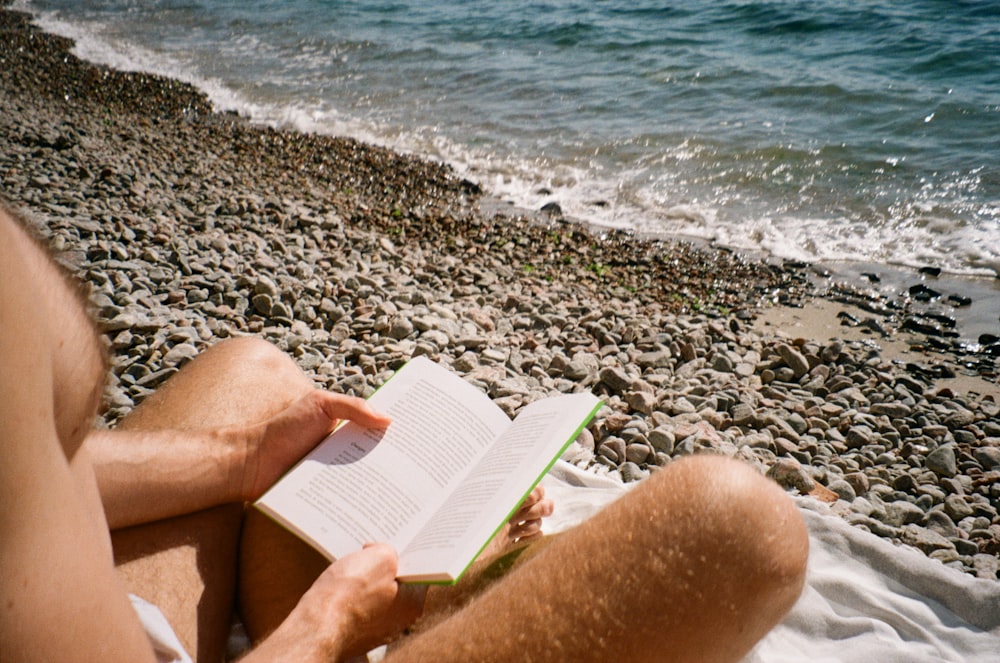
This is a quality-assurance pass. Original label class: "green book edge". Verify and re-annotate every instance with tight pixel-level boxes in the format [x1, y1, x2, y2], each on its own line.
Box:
[417, 396, 603, 586]
[255, 358, 602, 585]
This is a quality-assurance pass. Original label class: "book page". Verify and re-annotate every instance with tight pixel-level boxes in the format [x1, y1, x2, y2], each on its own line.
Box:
[256, 356, 511, 562]
[399, 391, 600, 578]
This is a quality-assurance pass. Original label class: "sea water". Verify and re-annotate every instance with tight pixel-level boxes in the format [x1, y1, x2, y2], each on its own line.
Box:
[14, 0, 1000, 278]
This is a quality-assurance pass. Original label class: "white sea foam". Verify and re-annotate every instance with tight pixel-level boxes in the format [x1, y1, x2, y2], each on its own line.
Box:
[13, 0, 1000, 279]
[15, 0, 250, 115]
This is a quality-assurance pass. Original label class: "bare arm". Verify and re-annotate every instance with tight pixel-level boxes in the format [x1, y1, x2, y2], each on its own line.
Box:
[2, 210, 413, 662]
[91, 390, 392, 530]
[0, 213, 157, 662]
[87, 425, 244, 530]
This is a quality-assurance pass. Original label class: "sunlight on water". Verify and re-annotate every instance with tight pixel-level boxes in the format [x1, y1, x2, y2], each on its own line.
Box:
[16, 0, 1000, 276]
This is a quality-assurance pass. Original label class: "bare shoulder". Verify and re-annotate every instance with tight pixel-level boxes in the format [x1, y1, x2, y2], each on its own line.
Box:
[0, 208, 156, 663]
[0, 209, 57, 449]
[0, 208, 105, 453]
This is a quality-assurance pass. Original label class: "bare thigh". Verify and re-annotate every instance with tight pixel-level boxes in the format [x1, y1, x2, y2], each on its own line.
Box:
[388, 455, 809, 663]
[242, 455, 809, 663]
[111, 337, 314, 662]
[238, 492, 550, 643]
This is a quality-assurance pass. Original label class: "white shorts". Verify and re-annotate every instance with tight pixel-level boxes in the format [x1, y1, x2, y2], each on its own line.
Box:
[129, 594, 194, 663]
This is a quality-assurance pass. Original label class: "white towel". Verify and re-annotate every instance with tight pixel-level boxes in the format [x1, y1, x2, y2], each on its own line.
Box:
[541, 460, 1000, 663]
[129, 594, 194, 663]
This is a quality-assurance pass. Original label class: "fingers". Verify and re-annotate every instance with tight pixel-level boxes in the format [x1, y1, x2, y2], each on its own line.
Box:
[526, 485, 545, 505]
[510, 486, 554, 523]
[353, 544, 424, 598]
[314, 391, 392, 428]
[512, 498, 554, 523]
[359, 541, 400, 566]
[326, 541, 400, 587]
[306, 542, 422, 657]
[505, 486, 553, 543]
[509, 519, 543, 541]
[328, 543, 402, 605]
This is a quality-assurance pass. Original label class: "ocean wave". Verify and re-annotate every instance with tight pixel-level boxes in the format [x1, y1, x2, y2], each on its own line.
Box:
[15, 0, 1000, 277]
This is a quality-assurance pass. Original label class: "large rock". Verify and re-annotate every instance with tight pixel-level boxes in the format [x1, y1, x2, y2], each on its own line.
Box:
[777, 343, 810, 379]
[926, 444, 958, 478]
[598, 366, 632, 393]
[766, 459, 814, 493]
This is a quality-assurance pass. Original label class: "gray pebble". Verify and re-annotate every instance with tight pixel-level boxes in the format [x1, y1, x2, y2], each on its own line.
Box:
[926, 444, 958, 478]
[6, 23, 996, 584]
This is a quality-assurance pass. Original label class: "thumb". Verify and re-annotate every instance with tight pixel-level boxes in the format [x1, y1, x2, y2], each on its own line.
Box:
[317, 392, 392, 428]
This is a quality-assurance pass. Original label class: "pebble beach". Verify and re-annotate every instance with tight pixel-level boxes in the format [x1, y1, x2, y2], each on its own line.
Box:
[2, 1, 998, 583]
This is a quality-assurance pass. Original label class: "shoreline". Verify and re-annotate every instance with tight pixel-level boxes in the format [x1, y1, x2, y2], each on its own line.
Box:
[487, 192, 1000, 392]
[754, 299, 1000, 401]
[23, 1, 1000, 290]
[2, 3, 998, 581]
[9, 2, 1000, 366]
[14, 4, 1000, 313]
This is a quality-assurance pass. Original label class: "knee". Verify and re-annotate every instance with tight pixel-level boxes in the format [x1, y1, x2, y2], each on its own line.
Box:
[194, 336, 315, 404]
[205, 336, 308, 383]
[208, 336, 288, 366]
[661, 454, 809, 599]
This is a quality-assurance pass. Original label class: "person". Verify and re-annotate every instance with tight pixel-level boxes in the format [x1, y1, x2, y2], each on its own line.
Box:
[0, 203, 809, 663]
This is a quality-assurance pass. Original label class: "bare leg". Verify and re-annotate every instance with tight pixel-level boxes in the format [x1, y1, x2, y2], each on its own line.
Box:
[112, 337, 314, 662]
[237, 472, 553, 643]
[115, 337, 314, 434]
[238, 507, 330, 643]
[389, 454, 809, 663]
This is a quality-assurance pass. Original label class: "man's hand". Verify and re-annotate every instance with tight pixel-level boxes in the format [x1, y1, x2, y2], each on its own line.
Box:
[308, 542, 425, 658]
[247, 542, 424, 663]
[240, 390, 391, 501]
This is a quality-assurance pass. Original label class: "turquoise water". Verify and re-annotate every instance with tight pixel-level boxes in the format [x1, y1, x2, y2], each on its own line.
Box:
[16, 0, 1000, 276]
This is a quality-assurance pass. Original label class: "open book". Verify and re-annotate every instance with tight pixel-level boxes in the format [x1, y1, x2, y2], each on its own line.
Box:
[255, 355, 601, 583]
